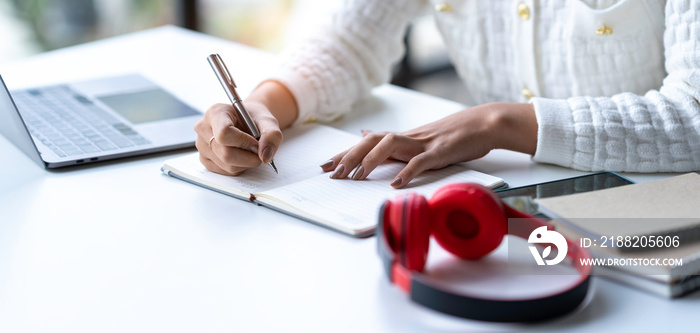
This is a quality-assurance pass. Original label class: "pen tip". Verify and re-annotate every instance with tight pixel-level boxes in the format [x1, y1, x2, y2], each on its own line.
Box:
[269, 160, 278, 174]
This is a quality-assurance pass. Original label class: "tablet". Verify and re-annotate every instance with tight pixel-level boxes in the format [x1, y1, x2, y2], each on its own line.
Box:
[496, 172, 634, 200]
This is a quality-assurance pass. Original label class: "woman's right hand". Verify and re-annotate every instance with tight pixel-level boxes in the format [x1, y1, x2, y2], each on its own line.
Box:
[194, 101, 283, 176]
[193, 80, 298, 176]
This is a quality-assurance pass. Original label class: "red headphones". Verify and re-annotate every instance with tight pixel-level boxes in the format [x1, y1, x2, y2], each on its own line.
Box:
[377, 183, 592, 322]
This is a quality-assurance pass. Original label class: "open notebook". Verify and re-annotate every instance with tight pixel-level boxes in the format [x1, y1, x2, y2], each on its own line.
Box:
[161, 124, 505, 237]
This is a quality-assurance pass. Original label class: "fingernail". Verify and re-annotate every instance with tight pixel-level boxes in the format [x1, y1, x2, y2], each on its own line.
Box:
[319, 160, 334, 169]
[331, 164, 345, 179]
[390, 177, 403, 187]
[262, 145, 274, 163]
[250, 145, 259, 154]
[351, 165, 364, 180]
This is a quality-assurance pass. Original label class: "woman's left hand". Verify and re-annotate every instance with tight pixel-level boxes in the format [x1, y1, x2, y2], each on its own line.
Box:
[320, 102, 538, 188]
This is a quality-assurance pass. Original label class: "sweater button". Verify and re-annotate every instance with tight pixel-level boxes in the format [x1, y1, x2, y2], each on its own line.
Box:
[595, 25, 613, 35]
[517, 3, 530, 20]
[522, 88, 535, 100]
[434, 3, 452, 12]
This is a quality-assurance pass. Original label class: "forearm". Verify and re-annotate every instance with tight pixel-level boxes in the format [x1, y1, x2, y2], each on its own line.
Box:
[488, 102, 538, 156]
[245, 80, 299, 129]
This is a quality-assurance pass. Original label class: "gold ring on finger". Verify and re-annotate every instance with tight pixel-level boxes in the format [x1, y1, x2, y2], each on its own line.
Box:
[207, 136, 216, 147]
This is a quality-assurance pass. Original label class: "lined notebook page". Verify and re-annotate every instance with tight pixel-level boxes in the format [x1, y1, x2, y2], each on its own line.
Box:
[256, 161, 504, 233]
[162, 124, 359, 193]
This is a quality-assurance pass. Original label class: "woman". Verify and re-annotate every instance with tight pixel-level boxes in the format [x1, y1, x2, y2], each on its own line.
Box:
[194, 0, 699, 188]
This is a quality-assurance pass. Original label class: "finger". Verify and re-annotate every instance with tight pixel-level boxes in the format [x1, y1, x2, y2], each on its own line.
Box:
[250, 110, 283, 164]
[194, 119, 215, 159]
[352, 133, 421, 181]
[362, 130, 389, 138]
[195, 134, 215, 159]
[329, 132, 386, 179]
[211, 140, 262, 169]
[193, 116, 211, 139]
[319, 148, 347, 172]
[197, 135, 255, 175]
[391, 152, 438, 188]
[320, 131, 392, 173]
[209, 104, 260, 150]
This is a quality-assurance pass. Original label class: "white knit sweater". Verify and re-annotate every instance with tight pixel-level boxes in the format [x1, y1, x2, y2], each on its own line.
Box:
[271, 0, 700, 172]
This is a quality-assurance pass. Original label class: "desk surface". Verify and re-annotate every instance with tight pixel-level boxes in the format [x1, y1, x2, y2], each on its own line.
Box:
[0, 26, 696, 332]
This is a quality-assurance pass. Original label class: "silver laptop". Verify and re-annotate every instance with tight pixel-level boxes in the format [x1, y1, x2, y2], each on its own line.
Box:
[0, 74, 202, 168]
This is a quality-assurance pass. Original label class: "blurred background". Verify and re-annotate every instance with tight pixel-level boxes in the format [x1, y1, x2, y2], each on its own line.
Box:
[0, 0, 467, 104]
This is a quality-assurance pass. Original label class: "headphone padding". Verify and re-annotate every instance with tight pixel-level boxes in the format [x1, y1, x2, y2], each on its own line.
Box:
[387, 193, 431, 272]
[429, 183, 507, 260]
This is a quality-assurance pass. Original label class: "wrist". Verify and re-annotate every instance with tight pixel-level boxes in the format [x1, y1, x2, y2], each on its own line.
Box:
[487, 102, 538, 155]
[245, 80, 299, 129]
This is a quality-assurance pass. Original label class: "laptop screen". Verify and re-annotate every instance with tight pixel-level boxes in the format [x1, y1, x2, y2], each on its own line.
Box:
[0, 76, 45, 168]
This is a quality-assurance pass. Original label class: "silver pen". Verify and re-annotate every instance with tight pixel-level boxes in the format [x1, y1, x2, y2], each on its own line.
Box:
[207, 53, 278, 174]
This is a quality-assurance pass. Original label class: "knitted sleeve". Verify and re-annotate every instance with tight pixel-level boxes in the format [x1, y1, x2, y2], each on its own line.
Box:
[269, 0, 427, 126]
[532, 0, 700, 172]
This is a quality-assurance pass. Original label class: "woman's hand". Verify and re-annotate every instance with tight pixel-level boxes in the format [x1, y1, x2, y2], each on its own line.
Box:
[194, 81, 298, 176]
[194, 102, 281, 176]
[320, 102, 538, 188]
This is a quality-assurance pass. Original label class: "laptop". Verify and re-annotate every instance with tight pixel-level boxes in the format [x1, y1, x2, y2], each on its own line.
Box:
[0, 74, 202, 168]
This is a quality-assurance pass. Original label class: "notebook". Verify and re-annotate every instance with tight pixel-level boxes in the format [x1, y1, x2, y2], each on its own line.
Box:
[161, 124, 505, 237]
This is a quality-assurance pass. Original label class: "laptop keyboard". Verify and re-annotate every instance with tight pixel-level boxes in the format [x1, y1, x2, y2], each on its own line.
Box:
[12, 85, 150, 157]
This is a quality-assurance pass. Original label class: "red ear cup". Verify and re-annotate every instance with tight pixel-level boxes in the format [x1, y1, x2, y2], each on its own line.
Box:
[385, 193, 431, 272]
[380, 200, 397, 251]
[428, 183, 507, 260]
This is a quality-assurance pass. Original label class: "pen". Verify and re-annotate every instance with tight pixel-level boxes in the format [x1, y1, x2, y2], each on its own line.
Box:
[207, 53, 278, 174]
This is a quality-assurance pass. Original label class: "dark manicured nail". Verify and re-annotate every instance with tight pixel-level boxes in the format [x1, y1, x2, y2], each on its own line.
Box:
[319, 160, 334, 169]
[331, 164, 345, 179]
[351, 165, 365, 180]
[390, 177, 403, 187]
[262, 145, 274, 163]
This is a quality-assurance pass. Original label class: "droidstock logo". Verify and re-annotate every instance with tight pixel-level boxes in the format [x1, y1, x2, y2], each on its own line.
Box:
[528, 226, 568, 266]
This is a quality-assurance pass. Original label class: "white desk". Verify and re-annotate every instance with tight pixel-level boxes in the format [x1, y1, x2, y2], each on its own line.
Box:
[0, 26, 696, 332]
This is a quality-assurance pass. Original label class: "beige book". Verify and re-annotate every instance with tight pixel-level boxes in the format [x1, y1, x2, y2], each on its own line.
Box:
[552, 218, 700, 282]
[161, 124, 504, 237]
[551, 219, 700, 297]
[537, 173, 700, 251]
